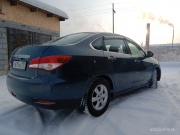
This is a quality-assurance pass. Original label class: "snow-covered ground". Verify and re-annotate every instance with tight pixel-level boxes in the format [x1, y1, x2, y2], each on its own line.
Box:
[0, 62, 180, 135]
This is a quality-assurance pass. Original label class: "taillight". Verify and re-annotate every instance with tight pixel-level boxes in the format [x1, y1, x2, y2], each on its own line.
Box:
[29, 56, 72, 71]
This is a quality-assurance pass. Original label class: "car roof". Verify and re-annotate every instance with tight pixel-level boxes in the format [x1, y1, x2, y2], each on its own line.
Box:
[70, 32, 125, 38]
[77, 32, 135, 43]
[93, 32, 137, 43]
[57, 32, 138, 45]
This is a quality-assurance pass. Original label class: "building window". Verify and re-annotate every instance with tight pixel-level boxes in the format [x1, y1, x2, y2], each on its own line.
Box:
[7, 28, 51, 57]
[32, 32, 52, 45]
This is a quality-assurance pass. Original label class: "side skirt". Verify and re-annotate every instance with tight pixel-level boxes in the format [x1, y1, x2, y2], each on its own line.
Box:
[113, 83, 148, 98]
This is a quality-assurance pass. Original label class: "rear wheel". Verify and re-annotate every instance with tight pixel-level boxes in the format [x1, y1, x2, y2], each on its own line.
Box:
[85, 78, 110, 117]
[148, 69, 157, 88]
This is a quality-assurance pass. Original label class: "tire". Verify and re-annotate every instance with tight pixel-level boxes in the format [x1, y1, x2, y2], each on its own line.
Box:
[148, 69, 157, 88]
[85, 78, 111, 117]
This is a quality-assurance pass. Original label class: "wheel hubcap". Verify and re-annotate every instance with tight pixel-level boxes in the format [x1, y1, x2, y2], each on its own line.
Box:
[92, 84, 108, 111]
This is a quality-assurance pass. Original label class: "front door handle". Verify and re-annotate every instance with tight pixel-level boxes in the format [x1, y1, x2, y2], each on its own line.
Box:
[108, 56, 116, 61]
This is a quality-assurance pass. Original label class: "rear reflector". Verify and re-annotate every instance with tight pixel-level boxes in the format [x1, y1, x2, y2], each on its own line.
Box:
[29, 56, 72, 71]
[36, 100, 56, 105]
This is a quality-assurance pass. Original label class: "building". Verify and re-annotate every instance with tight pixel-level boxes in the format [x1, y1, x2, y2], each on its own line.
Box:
[0, 0, 68, 75]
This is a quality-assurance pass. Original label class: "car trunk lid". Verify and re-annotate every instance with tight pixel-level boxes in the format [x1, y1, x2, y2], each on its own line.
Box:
[10, 45, 49, 79]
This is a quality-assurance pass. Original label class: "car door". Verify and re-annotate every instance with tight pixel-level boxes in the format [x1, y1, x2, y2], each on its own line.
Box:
[103, 36, 134, 92]
[125, 40, 153, 87]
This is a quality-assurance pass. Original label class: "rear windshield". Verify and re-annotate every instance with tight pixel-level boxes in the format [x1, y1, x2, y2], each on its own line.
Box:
[43, 33, 93, 45]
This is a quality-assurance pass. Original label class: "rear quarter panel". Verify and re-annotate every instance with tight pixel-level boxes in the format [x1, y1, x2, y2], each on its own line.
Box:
[39, 43, 109, 98]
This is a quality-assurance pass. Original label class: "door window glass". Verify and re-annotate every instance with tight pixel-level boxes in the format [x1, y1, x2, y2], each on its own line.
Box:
[127, 42, 145, 57]
[104, 39, 128, 54]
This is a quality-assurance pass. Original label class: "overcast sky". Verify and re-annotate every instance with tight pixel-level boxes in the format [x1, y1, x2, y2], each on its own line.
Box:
[42, 0, 180, 45]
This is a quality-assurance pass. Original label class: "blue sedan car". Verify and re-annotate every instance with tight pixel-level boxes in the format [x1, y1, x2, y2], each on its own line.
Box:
[6, 32, 161, 117]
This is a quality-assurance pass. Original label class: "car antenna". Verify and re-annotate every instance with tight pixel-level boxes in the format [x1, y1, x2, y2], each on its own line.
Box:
[97, 24, 106, 32]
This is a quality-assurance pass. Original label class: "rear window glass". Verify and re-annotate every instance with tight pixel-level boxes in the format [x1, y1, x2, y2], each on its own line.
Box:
[92, 37, 104, 50]
[43, 33, 93, 45]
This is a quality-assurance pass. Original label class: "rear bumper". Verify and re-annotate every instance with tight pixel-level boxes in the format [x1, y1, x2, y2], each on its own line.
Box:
[6, 73, 85, 109]
[9, 91, 82, 109]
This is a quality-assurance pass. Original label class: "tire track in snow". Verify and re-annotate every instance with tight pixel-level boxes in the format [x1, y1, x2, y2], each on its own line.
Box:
[0, 76, 74, 135]
[43, 109, 74, 135]
[0, 103, 74, 135]
[161, 74, 180, 113]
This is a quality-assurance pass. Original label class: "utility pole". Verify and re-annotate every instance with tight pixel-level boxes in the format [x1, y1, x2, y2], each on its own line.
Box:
[172, 27, 174, 48]
[145, 23, 150, 51]
[112, 3, 116, 33]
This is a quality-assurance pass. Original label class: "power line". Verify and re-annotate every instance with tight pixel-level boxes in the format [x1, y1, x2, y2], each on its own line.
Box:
[68, 7, 140, 17]
[115, 7, 138, 10]
[69, 8, 139, 17]
[64, 1, 143, 13]
[69, 9, 138, 18]
[115, 9, 139, 12]
[66, 3, 111, 12]
[69, 8, 111, 15]
[66, 3, 140, 17]
[114, 2, 134, 4]
[67, 3, 141, 20]
[69, 11, 111, 18]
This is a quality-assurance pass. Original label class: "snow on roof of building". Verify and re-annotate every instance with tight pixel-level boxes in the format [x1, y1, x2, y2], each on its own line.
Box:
[20, 0, 68, 19]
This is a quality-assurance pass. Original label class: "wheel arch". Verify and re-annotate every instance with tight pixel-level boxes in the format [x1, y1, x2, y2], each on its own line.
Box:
[97, 75, 115, 99]
[96, 75, 114, 91]
[85, 74, 115, 98]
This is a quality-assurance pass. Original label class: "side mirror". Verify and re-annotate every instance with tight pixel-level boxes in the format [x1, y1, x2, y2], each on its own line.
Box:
[147, 51, 154, 57]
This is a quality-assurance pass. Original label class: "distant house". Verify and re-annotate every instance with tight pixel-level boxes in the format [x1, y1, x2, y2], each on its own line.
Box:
[0, 0, 68, 75]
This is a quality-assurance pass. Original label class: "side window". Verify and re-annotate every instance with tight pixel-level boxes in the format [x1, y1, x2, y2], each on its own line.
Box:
[92, 37, 104, 50]
[127, 41, 145, 57]
[104, 38, 127, 54]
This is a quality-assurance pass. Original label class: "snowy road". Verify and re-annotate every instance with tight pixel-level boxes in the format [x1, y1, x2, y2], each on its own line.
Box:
[0, 62, 180, 135]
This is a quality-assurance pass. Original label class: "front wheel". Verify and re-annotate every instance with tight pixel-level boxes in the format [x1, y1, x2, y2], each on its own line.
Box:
[148, 69, 157, 88]
[85, 78, 111, 117]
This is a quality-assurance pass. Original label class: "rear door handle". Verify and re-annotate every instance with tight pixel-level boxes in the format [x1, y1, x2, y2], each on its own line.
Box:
[108, 56, 116, 61]
[134, 59, 140, 63]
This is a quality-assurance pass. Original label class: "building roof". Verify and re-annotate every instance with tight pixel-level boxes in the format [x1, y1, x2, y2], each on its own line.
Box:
[19, 0, 68, 20]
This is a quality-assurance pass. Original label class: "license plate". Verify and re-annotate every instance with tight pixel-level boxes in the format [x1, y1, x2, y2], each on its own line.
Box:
[13, 61, 26, 70]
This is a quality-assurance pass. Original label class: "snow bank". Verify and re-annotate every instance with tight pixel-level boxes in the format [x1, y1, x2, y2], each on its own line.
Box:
[150, 45, 180, 62]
